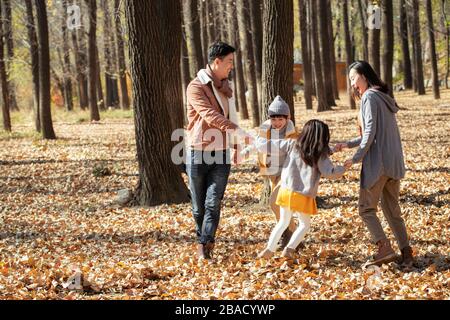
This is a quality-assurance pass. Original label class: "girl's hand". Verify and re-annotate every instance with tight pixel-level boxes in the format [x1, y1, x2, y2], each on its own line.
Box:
[344, 159, 353, 169]
[333, 143, 348, 153]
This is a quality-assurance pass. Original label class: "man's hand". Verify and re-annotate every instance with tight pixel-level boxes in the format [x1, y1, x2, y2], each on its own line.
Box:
[344, 159, 353, 169]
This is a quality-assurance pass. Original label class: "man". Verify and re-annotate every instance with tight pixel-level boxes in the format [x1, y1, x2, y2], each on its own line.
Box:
[185, 41, 250, 259]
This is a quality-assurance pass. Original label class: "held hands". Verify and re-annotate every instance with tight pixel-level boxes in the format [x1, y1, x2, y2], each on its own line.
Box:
[344, 159, 353, 169]
[333, 143, 348, 153]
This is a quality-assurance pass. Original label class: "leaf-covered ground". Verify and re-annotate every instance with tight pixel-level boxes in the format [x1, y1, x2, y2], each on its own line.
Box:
[0, 90, 449, 300]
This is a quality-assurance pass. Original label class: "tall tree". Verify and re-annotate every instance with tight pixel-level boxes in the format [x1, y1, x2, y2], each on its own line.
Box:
[183, 0, 204, 78]
[326, 0, 339, 100]
[249, 0, 263, 107]
[205, 0, 215, 45]
[124, 0, 189, 206]
[61, 0, 74, 111]
[95, 42, 105, 111]
[102, 0, 119, 108]
[368, 3, 381, 76]
[299, 0, 313, 110]
[411, 0, 425, 95]
[0, 1, 10, 132]
[227, 0, 249, 120]
[237, 0, 260, 126]
[260, 0, 294, 204]
[114, 0, 130, 110]
[2, 0, 17, 111]
[318, 0, 335, 107]
[87, 0, 100, 121]
[25, 0, 40, 131]
[35, 0, 56, 139]
[310, 0, 328, 112]
[199, 0, 208, 62]
[357, 0, 368, 61]
[71, 11, 88, 110]
[441, 0, 449, 88]
[342, 0, 356, 109]
[399, 0, 413, 89]
[381, 0, 394, 96]
[181, 24, 190, 115]
[159, 0, 185, 131]
[426, 0, 440, 99]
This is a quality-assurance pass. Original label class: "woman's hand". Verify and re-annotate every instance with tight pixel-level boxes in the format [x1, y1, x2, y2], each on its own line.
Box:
[344, 159, 353, 169]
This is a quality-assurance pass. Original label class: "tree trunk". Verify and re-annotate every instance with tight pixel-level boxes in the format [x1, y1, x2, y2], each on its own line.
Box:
[317, 0, 334, 109]
[357, 0, 368, 61]
[407, 6, 417, 92]
[87, 0, 100, 121]
[35, 0, 56, 139]
[260, 0, 294, 204]
[381, 0, 394, 96]
[0, 2, 10, 132]
[310, 0, 328, 112]
[299, 0, 313, 110]
[61, 0, 74, 111]
[249, 0, 263, 109]
[218, 0, 228, 41]
[2, 0, 18, 111]
[205, 0, 215, 45]
[441, 0, 449, 88]
[181, 27, 190, 124]
[426, 0, 440, 99]
[102, 0, 119, 108]
[71, 22, 88, 110]
[124, 0, 189, 206]
[159, 0, 185, 131]
[342, 0, 356, 109]
[228, 0, 249, 120]
[114, 0, 130, 110]
[368, 2, 381, 76]
[237, 0, 260, 127]
[326, 0, 339, 100]
[95, 44, 105, 111]
[183, 0, 204, 78]
[399, 0, 413, 89]
[25, 0, 40, 131]
[412, 0, 425, 95]
[318, 0, 336, 107]
[199, 0, 208, 63]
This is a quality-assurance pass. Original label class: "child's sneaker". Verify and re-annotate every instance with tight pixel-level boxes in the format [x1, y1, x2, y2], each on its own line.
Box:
[258, 248, 274, 259]
[281, 247, 296, 259]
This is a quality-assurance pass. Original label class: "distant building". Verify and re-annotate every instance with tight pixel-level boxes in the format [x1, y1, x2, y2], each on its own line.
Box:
[293, 62, 348, 92]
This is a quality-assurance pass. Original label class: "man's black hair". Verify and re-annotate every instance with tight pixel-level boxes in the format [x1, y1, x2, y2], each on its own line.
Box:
[208, 41, 236, 64]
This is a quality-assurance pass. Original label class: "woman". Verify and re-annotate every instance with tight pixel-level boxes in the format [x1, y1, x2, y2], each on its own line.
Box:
[335, 60, 414, 267]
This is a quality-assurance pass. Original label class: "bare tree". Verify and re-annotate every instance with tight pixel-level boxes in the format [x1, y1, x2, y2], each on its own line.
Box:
[381, 0, 394, 96]
[411, 0, 425, 95]
[299, 0, 313, 110]
[35, 0, 56, 139]
[183, 0, 204, 78]
[124, 0, 189, 206]
[2, 0, 18, 111]
[0, 1, 10, 131]
[426, 0, 440, 99]
[61, 0, 74, 111]
[25, 0, 40, 131]
[399, 0, 413, 89]
[342, 0, 356, 109]
[87, 0, 100, 121]
[114, 0, 130, 110]
[237, 0, 260, 126]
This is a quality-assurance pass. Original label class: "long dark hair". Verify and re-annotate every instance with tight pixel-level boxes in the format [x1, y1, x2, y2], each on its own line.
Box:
[295, 119, 330, 167]
[349, 60, 389, 99]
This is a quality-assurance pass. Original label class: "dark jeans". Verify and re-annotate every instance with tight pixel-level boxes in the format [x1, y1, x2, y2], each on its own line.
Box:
[186, 150, 231, 244]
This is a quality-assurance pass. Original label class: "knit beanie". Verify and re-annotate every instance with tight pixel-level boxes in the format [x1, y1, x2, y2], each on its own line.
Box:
[268, 95, 290, 117]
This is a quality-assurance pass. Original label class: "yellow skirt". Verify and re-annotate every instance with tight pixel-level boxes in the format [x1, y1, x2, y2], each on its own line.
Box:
[275, 187, 318, 215]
